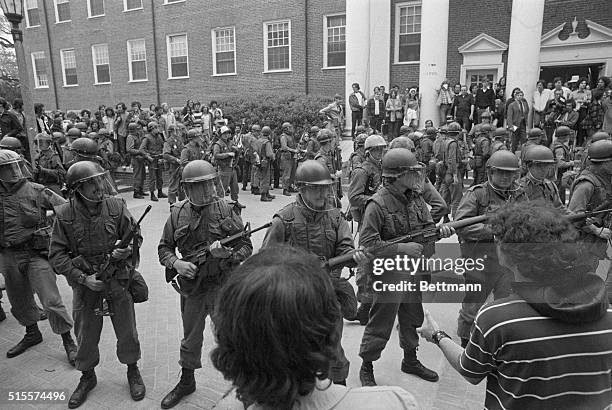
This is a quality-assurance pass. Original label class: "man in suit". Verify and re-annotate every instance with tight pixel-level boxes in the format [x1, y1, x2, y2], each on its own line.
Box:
[506, 89, 529, 153]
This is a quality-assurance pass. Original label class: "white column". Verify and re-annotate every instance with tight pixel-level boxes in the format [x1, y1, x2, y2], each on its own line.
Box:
[368, 0, 391, 95]
[345, 0, 370, 135]
[418, 0, 450, 127]
[506, 0, 545, 129]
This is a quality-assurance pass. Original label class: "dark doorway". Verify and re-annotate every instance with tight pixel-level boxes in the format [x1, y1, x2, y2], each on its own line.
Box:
[539, 63, 605, 88]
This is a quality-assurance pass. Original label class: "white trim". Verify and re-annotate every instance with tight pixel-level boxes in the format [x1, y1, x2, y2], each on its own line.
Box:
[60, 48, 78, 86]
[127, 39, 148, 82]
[30, 51, 49, 89]
[24, 0, 40, 28]
[211, 26, 237, 76]
[166, 33, 189, 79]
[394, 1, 422, 64]
[123, 0, 143, 11]
[393, 61, 419, 66]
[87, 0, 105, 18]
[461, 64, 504, 88]
[263, 19, 292, 73]
[323, 13, 346, 69]
[321, 66, 345, 71]
[163, 0, 185, 4]
[91, 43, 111, 85]
[53, 0, 71, 24]
[458, 33, 508, 53]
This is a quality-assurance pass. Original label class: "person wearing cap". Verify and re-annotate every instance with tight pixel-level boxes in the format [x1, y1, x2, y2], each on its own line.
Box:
[438, 122, 465, 219]
[163, 125, 186, 205]
[126, 123, 148, 199]
[212, 126, 244, 208]
[506, 89, 529, 153]
[279, 122, 298, 196]
[471, 124, 492, 185]
[319, 94, 344, 139]
[251, 126, 275, 201]
[569, 139, 612, 303]
[32, 133, 65, 196]
[140, 121, 167, 202]
[551, 126, 578, 204]
[454, 151, 528, 347]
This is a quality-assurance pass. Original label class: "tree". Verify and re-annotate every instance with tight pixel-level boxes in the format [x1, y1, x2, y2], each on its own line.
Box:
[0, 12, 20, 102]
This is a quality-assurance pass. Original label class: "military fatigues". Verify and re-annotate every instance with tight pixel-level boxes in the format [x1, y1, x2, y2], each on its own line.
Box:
[140, 132, 165, 195]
[455, 182, 528, 340]
[126, 132, 146, 195]
[50, 197, 142, 371]
[471, 134, 490, 185]
[163, 136, 185, 204]
[262, 197, 358, 383]
[359, 184, 447, 362]
[241, 133, 255, 189]
[421, 137, 435, 184]
[1, 181, 73, 337]
[98, 139, 114, 170]
[348, 149, 366, 179]
[519, 140, 540, 176]
[33, 149, 65, 195]
[252, 136, 274, 194]
[158, 200, 252, 369]
[519, 173, 566, 209]
[279, 132, 297, 190]
[438, 136, 464, 218]
[552, 141, 573, 204]
[212, 139, 239, 201]
[306, 138, 320, 161]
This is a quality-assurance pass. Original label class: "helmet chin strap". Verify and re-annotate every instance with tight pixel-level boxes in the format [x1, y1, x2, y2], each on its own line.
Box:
[527, 169, 545, 183]
[487, 176, 520, 196]
[297, 192, 334, 213]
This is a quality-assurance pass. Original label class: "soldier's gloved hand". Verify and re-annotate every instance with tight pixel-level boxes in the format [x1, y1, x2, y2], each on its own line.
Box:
[397, 242, 423, 258]
[112, 242, 131, 260]
[438, 225, 455, 238]
[84, 275, 105, 292]
[210, 240, 232, 259]
[597, 227, 612, 240]
[174, 259, 197, 279]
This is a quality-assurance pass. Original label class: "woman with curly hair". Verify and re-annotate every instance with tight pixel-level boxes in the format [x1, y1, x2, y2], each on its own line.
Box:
[212, 246, 417, 409]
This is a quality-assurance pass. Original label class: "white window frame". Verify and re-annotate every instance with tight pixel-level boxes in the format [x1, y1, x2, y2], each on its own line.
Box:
[54, 0, 71, 24]
[31, 52, 48, 89]
[394, 1, 422, 64]
[166, 33, 189, 79]
[127, 39, 148, 82]
[211, 27, 237, 76]
[323, 13, 346, 69]
[60, 48, 78, 87]
[163, 0, 185, 4]
[87, 0, 105, 18]
[25, 0, 40, 28]
[263, 19, 292, 73]
[91, 44, 111, 85]
[123, 0, 143, 12]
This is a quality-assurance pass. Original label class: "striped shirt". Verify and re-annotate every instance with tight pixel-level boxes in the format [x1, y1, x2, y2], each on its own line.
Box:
[459, 294, 612, 409]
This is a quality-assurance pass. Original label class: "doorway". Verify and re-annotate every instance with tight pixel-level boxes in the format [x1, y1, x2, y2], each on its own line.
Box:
[539, 63, 605, 88]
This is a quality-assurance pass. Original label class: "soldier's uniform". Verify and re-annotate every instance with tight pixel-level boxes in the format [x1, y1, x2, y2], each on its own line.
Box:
[348, 148, 366, 178]
[126, 127, 146, 198]
[163, 131, 185, 204]
[305, 133, 320, 160]
[471, 125, 491, 185]
[180, 140, 207, 163]
[438, 123, 464, 218]
[519, 173, 565, 207]
[140, 126, 166, 200]
[551, 127, 575, 205]
[421, 129, 436, 184]
[279, 125, 297, 194]
[251, 129, 275, 200]
[33, 144, 65, 196]
[212, 131, 240, 203]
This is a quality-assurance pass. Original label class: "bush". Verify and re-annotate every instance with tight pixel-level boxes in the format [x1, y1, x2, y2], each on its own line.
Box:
[220, 94, 344, 135]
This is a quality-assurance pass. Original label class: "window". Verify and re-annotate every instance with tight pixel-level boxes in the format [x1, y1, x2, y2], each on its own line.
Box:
[212, 27, 236, 75]
[324, 14, 345, 68]
[468, 71, 495, 90]
[87, 0, 104, 17]
[31, 52, 48, 88]
[60, 49, 78, 86]
[396, 2, 421, 63]
[127, 39, 147, 81]
[167, 34, 189, 78]
[92, 44, 111, 84]
[54, 0, 71, 23]
[25, 0, 40, 28]
[123, 0, 142, 11]
[264, 20, 291, 72]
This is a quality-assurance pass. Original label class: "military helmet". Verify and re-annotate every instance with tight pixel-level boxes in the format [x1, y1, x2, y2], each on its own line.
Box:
[128, 122, 139, 131]
[412, 131, 424, 141]
[71, 137, 99, 156]
[98, 128, 110, 137]
[0, 149, 26, 182]
[364, 134, 387, 150]
[439, 125, 448, 135]
[388, 136, 414, 150]
[555, 126, 572, 138]
[528, 128, 543, 140]
[480, 124, 494, 134]
[147, 121, 159, 132]
[400, 125, 411, 135]
[355, 125, 366, 134]
[65, 160, 105, 190]
[472, 124, 483, 135]
[35, 133, 52, 143]
[381, 148, 421, 177]
[447, 122, 462, 135]
[281, 122, 292, 130]
[88, 132, 99, 140]
[75, 122, 88, 131]
[317, 128, 334, 143]
[588, 140, 612, 163]
[0, 136, 22, 150]
[182, 160, 217, 182]
[480, 111, 492, 119]
[493, 127, 507, 138]
[590, 131, 611, 143]
[523, 145, 555, 163]
[487, 150, 520, 171]
[295, 160, 333, 186]
[187, 129, 200, 139]
[0, 148, 22, 166]
[355, 133, 368, 147]
[261, 126, 272, 136]
[425, 127, 437, 137]
[52, 131, 65, 141]
[67, 127, 82, 138]
[251, 124, 261, 132]
[310, 126, 320, 134]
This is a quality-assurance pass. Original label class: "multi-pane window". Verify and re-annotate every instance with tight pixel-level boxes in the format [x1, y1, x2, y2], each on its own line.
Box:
[60, 49, 78, 86]
[25, 0, 40, 28]
[31, 52, 48, 88]
[325, 14, 346, 68]
[124, 0, 142, 11]
[54, 0, 71, 23]
[212, 27, 236, 75]
[397, 2, 421, 62]
[264, 21, 291, 72]
[92, 44, 111, 84]
[167, 34, 189, 78]
[88, 0, 105, 17]
[127, 39, 148, 81]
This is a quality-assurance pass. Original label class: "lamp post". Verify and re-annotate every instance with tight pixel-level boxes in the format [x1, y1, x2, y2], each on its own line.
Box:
[1, 0, 37, 163]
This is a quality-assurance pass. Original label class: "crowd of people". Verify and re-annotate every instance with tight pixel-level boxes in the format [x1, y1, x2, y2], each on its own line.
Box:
[0, 73, 611, 410]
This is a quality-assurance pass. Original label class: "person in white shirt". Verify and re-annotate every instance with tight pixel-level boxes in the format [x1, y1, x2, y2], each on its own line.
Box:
[553, 77, 572, 100]
[367, 87, 385, 134]
[531, 80, 553, 129]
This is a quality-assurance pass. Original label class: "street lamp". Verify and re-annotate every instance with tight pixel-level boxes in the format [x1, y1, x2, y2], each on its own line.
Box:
[1, 0, 37, 163]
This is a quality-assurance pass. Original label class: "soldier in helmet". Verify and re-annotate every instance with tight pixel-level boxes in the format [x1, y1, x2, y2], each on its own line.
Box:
[0, 136, 34, 175]
[251, 126, 275, 201]
[0, 149, 77, 364]
[97, 128, 114, 170]
[422, 127, 437, 183]
[568, 140, 612, 303]
[551, 125, 578, 204]
[315, 129, 342, 202]
[358, 148, 452, 386]
[212, 126, 244, 208]
[279, 122, 298, 196]
[163, 124, 185, 205]
[579, 131, 611, 171]
[140, 121, 167, 202]
[66, 137, 106, 170]
[158, 160, 253, 409]
[519, 127, 544, 176]
[262, 159, 367, 386]
[64, 127, 83, 167]
[241, 124, 260, 191]
[49, 161, 145, 407]
[438, 122, 464, 218]
[349, 133, 368, 178]
[126, 122, 149, 199]
[398, 125, 415, 143]
[471, 124, 492, 186]
[32, 133, 65, 195]
[455, 150, 528, 347]
[519, 145, 565, 209]
[490, 128, 509, 153]
[305, 126, 321, 160]
[75, 122, 88, 138]
[388, 135, 415, 151]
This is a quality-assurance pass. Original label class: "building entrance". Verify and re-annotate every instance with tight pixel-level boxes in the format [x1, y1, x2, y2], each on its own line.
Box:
[539, 63, 605, 88]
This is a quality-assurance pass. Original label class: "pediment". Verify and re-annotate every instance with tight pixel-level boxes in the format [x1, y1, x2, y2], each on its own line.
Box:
[541, 19, 612, 47]
[458, 33, 508, 54]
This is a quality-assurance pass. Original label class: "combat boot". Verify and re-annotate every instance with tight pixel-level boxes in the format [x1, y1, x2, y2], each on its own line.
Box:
[68, 369, 97, 409]
[61, 332, 77, 367]
[158, 190, 168, 198]
[252, 187, 260, 195]
[401, 349, 439, 382]
[127, 363, 146, 401]
[133, 192, 144, 199]
[150, 192, 158, 202]
[266, 192, 276, 200]
[7, 323, 42, 358]
[261, 192, 272, 202]
[359, 361, 377, 386]
[161, 368, 196, 409]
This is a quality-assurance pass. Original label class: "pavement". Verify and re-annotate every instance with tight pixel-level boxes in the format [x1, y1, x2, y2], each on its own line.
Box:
[0, 142, 485, 409]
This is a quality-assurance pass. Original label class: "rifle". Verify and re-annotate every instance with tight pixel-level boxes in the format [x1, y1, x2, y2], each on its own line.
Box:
[334, 145, 343, 200]
[94, 205, 152, 316]
[167, 221, 272, 297]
